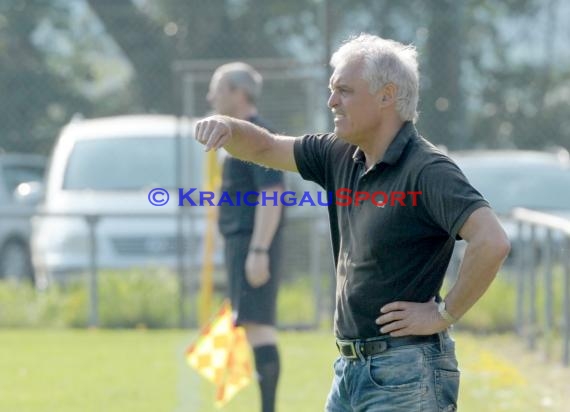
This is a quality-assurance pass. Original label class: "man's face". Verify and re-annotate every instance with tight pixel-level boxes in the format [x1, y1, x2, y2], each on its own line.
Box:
[327, 59, 382, 144]
[207, 74, 237, 115]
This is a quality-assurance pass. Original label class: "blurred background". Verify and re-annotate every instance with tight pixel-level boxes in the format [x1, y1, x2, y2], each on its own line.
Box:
[2, 1, 570, 411]
[3, 0, 570, 153]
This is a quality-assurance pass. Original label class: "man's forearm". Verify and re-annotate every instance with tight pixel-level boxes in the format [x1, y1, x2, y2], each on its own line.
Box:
[222, 116, 274, 162]
[196, 115, 299, 172]
[444, 236, 510, 321]
[250, 185, 284, 250]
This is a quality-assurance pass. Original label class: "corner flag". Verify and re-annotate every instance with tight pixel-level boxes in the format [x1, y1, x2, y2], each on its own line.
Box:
[186, 301, 253, 407]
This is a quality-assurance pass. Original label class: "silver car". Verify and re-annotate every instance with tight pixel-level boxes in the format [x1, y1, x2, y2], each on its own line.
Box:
[0, 153, 46, 281]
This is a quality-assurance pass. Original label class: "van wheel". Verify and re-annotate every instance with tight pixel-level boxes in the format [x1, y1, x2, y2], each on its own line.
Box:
[0, 241, 33, 283]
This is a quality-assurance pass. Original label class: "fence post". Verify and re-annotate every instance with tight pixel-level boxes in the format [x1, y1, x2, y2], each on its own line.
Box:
[177, 209, 188, 328]
[310, 213, 322, 328]
[516, 220, 525, 336]
[528, 225, 537, 350]
[561, 235, 570, 366]
[544, 229, 553, 359]
[86, 214, 100, 328]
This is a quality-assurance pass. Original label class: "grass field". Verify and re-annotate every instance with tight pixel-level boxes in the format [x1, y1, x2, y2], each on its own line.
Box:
[0, 329, 569, 412]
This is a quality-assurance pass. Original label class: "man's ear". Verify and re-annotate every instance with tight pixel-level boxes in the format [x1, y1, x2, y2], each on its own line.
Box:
[379, 83, 397, 106]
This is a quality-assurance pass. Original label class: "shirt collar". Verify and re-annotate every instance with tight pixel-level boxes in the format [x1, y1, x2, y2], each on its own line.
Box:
[351, 121, 416, 166]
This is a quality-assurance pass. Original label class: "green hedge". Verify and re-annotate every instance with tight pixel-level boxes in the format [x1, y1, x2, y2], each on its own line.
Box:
[2, 268, 563, 332]
[456, 266, 567, 334]
[456, 274, 517, 333]
[0, 269, 180, 328]
[0, 269, 323, 329]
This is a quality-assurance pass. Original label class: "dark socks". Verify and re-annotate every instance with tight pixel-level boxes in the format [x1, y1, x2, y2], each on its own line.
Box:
[253, 344, 280, 412]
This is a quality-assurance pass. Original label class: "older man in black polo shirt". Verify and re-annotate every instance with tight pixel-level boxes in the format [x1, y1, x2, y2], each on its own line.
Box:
[196, 35, 510, 411]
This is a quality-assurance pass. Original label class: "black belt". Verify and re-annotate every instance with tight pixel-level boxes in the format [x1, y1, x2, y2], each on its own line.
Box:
[336, 334, 440, 359]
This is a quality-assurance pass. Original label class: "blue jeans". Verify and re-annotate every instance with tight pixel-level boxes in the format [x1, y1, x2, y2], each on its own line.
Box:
[325, 332, 459, 412]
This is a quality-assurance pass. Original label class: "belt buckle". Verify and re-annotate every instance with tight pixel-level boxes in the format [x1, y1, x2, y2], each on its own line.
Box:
[336, 340, 358, 359]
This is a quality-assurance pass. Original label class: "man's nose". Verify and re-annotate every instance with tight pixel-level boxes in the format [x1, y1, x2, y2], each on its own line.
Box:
[327, 91, 338, 109]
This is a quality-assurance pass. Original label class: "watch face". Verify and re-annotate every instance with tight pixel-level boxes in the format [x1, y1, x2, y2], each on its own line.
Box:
[438, 301, 455, 323]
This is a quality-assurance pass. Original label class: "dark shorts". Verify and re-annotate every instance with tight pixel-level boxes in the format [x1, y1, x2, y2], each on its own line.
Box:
[223, 230, 282, 326]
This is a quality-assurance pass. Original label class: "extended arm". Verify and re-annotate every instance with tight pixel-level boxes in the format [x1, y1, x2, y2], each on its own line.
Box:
[195, 115, 298, 172]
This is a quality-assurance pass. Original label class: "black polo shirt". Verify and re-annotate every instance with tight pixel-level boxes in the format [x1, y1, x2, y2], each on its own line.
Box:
[218, 115, 284, 237]
[293, 121, 489, 339]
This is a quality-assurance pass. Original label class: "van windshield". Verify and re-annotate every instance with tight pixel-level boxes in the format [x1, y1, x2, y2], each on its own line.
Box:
[63, 137, 178, 190]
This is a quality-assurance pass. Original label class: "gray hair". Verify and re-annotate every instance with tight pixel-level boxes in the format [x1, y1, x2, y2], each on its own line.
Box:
[330, 34, 419, 122]
[212, 62, 263, 103]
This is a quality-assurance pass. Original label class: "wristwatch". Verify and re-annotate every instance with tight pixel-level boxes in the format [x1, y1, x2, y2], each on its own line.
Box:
[437, 300, 457, 324]
[249, 247, 268, 254]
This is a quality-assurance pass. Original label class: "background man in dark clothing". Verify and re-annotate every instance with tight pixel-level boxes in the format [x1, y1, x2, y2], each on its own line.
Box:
[207, 62, 284, 412]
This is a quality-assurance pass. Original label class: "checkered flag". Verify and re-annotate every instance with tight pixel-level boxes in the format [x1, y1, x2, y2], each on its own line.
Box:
[186, 301, 253, 407]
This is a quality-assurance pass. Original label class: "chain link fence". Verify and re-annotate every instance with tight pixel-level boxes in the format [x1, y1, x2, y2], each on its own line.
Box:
[2, 0, 570, 329]
[4, 1, 570, 155]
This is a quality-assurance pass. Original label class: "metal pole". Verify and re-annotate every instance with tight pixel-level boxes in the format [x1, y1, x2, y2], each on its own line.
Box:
[322, 0, 333, 128]
[516, 220, 525, 336]
[562, 235, 570, 366]
[323, 0, 332, 70]
[529, 225, 537, 350]
[175, 117, 188, 328]
[86, 214, 100, 328]
[174, 53, 190, 329]
[310, 213, 321, 328]
[544, 229, 553, 359]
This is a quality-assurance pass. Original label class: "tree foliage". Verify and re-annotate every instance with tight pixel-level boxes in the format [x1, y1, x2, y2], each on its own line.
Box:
[0, 1, 90, 152]
[2, 0, 568, 153]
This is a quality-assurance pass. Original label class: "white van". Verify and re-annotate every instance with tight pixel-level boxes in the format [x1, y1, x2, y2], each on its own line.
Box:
[31, 115, 216, 286]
